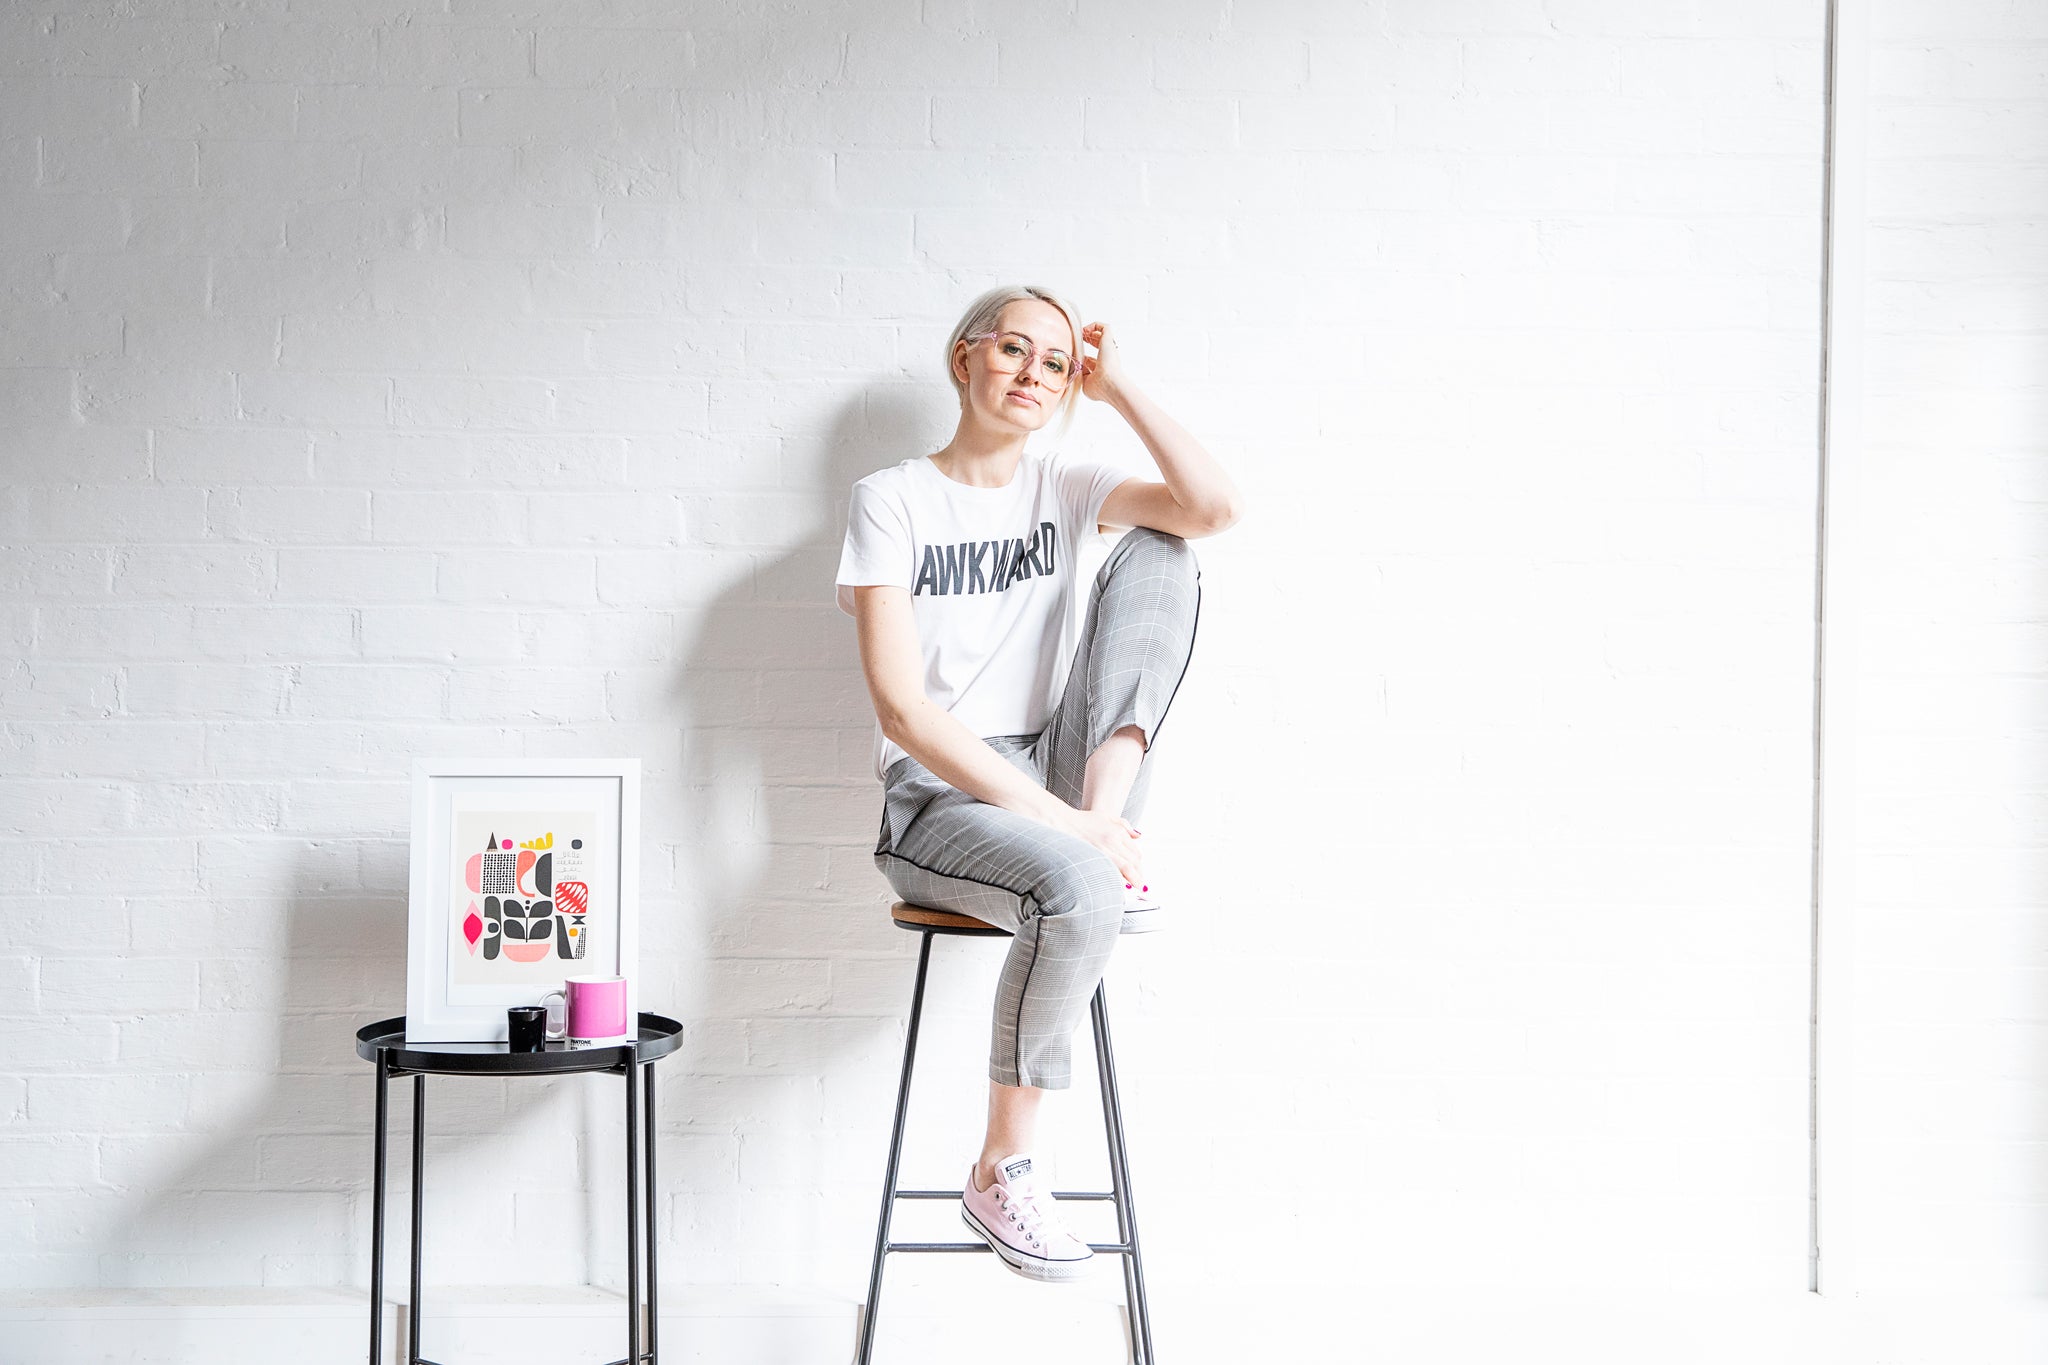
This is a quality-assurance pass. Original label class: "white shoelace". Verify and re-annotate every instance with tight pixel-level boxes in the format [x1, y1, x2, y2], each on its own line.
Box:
[999, 1179, 1060, 1250]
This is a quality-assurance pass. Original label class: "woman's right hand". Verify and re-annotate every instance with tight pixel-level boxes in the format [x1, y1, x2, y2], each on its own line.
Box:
[1054, 805, 1144, 888]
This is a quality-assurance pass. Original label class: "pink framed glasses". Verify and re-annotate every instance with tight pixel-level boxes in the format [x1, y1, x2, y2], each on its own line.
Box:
[965, 330, 1076, 392]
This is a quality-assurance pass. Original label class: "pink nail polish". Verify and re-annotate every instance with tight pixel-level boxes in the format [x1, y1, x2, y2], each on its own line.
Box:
[1141, 885, 1148, 892]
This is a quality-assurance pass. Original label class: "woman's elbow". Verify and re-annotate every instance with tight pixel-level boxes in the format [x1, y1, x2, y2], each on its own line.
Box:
[1196, 491, 1236, 532]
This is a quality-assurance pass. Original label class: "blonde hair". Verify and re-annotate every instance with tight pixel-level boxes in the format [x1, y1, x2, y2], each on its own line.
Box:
[943, 284, 1085, 441]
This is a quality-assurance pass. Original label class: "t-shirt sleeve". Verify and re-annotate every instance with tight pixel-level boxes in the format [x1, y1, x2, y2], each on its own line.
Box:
[834, 478, 915, 617]
[1051, 451, 1133, 539]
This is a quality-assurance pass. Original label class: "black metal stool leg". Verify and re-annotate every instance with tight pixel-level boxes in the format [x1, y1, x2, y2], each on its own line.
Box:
[626, 1060, 642, 1365]
[856, 929, 935, 1365]
[370, 1051, 388, 1365]
[645, 1060, 659, 1364]
[1092, 983, 1154, 1365]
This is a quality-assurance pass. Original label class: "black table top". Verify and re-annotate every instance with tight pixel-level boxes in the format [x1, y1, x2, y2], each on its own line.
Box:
[355, 1012, 684, 1076]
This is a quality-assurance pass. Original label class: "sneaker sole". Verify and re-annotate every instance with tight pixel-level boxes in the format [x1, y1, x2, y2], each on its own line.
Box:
[959, 1204, 1095, 1283]
[1119, 905, 1166, 934]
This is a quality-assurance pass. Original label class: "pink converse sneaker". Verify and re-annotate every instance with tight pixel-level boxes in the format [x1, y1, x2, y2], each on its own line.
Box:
[960, 1153, 1095, 1282]
[1120, 879, 1164, 934]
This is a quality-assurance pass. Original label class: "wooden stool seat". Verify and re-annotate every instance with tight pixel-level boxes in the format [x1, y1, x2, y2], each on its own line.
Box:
[889, 901, 1006, 934]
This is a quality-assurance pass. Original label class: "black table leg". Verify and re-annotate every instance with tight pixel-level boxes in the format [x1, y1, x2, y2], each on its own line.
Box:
[626, 1060, 641, 1365]
[410, 1073, 425, 1365]
[644, 1060, 658, 1364]
[370, 1051, 388, 1365]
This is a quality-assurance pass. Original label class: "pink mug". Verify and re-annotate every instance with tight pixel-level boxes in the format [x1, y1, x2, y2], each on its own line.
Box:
[540, 975, 629, 1043]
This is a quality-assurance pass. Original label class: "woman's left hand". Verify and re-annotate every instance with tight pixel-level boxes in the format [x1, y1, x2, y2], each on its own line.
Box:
[1078, 320, 1126, 404]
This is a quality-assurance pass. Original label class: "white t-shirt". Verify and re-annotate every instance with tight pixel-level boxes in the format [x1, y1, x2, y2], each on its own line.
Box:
[835, 449, 1132, 784]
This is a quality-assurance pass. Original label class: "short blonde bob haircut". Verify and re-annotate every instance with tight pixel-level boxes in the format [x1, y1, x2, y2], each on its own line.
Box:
[943, 284, 1086, 442]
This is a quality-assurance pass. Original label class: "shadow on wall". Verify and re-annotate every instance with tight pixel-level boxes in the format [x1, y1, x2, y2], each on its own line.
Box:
[657, 388, 943, 1290]
[100, 851, 596, 1292]
[99, 392, 946, 1298]
[101, 869, 673, 1294]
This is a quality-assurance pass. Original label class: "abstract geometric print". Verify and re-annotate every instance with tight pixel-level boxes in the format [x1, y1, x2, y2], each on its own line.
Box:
[447, 808, 602, 988]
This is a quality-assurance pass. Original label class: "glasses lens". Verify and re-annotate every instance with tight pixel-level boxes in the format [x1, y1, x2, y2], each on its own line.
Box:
[993, 333, 1069, 390]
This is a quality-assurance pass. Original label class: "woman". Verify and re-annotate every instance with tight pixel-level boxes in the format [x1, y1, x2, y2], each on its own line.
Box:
[834, 284, 1243, 1281]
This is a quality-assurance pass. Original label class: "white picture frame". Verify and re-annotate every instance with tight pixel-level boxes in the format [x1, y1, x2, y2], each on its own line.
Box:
[404, 757, 640, 1044]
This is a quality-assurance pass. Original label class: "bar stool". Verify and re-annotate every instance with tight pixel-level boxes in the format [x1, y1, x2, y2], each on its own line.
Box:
[855, 901, 1156, 1365]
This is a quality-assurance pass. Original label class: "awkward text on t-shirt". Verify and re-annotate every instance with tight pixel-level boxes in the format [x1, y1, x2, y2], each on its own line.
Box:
[913, 521, 1057, 597]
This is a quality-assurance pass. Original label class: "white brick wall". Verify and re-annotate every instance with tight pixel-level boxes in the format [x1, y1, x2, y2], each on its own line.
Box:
[0, 0, 2036, 1355]
[1842, 0, 2048, 1297]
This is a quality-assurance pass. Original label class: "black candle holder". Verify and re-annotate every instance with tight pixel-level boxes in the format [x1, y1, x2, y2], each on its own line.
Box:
[506, 1005, 547, 1052]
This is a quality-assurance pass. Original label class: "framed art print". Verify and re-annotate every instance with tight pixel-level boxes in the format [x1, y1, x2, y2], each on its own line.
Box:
[404, 758, 640, 1043]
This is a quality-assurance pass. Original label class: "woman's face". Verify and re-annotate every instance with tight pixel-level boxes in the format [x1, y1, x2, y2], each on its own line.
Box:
[955, 299, 1076, 433]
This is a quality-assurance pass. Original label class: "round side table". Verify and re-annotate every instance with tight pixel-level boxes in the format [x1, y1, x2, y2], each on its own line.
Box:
[354, 1013, 684, 1365]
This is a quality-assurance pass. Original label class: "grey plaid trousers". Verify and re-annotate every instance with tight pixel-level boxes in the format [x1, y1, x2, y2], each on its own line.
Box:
[872, 526, 1202, 1089]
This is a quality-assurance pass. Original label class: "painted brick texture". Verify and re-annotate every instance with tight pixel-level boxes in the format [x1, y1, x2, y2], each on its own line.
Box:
[0, 0, 2015, 1329]
[1844, 0, 2048, 1296]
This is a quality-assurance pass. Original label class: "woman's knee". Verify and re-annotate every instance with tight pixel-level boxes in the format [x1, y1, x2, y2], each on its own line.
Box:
[1031, 862, 1125, 944]
[1108, 525, 1199, 584]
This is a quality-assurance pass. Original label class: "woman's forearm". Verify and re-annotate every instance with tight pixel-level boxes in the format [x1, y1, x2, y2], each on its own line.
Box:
[1105, 380, 1243, 525]
[886, 698, 1069, 827]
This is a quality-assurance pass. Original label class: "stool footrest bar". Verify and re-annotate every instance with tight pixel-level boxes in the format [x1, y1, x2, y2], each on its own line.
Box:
[893, 1188, 1114, 1201]
[885, 1241, 1136, 1255]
